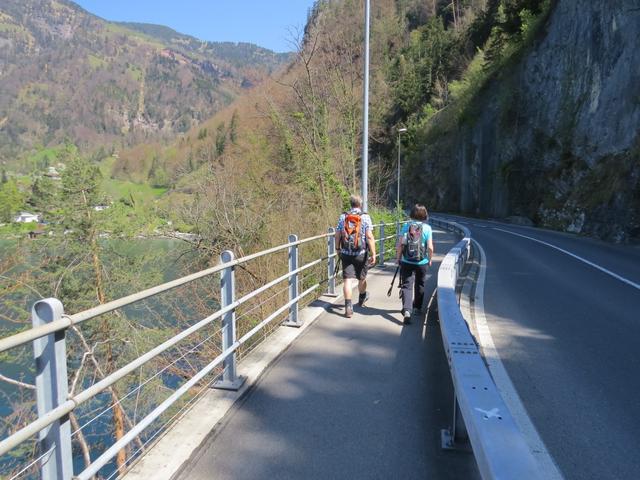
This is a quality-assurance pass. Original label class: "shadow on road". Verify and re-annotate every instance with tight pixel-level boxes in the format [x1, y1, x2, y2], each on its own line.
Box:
[178, 230, 479, 480]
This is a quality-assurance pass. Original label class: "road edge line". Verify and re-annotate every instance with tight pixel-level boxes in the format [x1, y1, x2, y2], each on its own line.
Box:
[492, 227, 640, 290]
[471, 238, 564, 480]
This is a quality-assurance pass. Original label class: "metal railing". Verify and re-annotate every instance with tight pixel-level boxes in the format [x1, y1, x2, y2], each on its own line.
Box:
[0, 221, 405, 480]
[431, 217, 542, 479]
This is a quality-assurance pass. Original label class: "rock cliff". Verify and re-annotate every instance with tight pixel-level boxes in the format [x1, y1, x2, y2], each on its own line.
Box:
[411, 0, 640, 242]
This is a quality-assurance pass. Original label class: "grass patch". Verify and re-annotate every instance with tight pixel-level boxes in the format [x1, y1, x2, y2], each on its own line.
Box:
[88, 53, 107, 69]
[24, 144, 76, 172]
[104, 23, 165, 50]
[0, 222, 39, 236]
[0, 22, 21, 33]
[127, 64, 144, 82]
[102, 178, 167, 205]
[17, 83, 49, 108]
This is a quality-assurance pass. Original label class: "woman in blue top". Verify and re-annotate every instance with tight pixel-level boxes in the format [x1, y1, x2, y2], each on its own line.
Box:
[395, 204, 434, 324]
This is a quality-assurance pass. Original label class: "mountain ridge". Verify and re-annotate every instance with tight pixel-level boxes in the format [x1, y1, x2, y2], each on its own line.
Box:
[115, 21, 293, 70]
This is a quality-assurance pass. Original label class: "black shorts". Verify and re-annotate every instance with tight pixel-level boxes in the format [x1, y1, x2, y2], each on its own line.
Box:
[341, 252, 369, 280]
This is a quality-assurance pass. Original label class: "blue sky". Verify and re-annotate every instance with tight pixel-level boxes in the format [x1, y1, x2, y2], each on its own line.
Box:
[73, 0, 318, 53]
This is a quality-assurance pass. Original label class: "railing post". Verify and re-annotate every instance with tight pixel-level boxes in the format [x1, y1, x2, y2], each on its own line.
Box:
[283, 234, 302, 327]
[378, 223, 385, 266]
[326, 228, 338, 297]
[32, 299, 73, 480]
[214, 250, 245, 391]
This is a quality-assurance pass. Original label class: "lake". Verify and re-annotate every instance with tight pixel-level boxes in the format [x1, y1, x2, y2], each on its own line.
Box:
[0, 237, 208, 479]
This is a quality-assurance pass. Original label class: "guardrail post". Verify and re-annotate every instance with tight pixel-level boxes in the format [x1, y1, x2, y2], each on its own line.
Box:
[326, 228, 338, 297]
[283, 234, 302, 327]
[214, 250, 245, 391]
[32, 299, 73, 480]
[442, 394, 470, 450]
[378, 224, 385, 266]
[454, 397, 469, 442]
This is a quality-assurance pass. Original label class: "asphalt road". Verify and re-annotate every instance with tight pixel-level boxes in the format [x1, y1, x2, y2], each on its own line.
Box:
[178, 229, 480, 480]
[444, 215, 640, 480]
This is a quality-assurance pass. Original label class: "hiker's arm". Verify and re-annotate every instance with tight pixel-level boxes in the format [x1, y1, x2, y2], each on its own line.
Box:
[334, 216, 343, 250]
[366, 229, 376, 264]
[427, 237, 434, 267]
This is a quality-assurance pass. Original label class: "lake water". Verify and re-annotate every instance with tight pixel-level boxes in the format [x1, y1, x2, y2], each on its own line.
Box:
[0, 238, 202, 478]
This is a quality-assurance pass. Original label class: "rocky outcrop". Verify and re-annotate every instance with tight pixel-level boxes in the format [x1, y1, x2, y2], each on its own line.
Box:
[412, 0, 640, 242]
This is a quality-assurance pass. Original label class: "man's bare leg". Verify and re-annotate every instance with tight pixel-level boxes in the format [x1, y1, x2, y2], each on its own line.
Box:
[344, 278, 353, 317]
[343, 278, 352, 301]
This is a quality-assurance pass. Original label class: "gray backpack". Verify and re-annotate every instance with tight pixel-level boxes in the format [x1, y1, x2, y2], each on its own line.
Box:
[403, 222, 425, 261]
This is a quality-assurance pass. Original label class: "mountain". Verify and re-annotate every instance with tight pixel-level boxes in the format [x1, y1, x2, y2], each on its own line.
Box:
[0, 0, 292, 168]
[111, 0, 408, 244]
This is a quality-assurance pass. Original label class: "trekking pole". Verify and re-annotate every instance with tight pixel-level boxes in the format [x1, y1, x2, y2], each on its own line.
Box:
[333, 256, 342, 279]
[387, 265, 400, 297]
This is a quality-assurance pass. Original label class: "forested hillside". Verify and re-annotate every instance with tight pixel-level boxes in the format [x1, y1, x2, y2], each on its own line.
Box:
[0, 0, 290, 166]
[114, 0, 414, 247]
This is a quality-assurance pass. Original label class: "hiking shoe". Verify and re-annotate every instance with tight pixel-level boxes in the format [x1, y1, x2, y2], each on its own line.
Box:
[402, 310, 412, 325]
[345, 302, 353, 318]
[358, 291, 370, 307]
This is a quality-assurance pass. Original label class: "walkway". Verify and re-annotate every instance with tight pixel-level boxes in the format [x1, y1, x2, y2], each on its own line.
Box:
[177, 229, 479, 480]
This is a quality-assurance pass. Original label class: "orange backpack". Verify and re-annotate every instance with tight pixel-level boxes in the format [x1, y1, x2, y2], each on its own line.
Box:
[341, 212, 363, 253]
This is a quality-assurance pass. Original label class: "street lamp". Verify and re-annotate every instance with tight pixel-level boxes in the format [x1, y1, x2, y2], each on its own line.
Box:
[396, 128, 407, 214]
[361, 0, 370, 211]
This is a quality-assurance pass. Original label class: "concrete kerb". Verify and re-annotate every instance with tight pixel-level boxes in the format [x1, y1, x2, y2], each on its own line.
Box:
[121, 264, 396, 480]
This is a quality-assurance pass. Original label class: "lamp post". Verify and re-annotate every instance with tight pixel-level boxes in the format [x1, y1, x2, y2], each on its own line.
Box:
[396, 127, 407, 214]
[361, 0, 370, 211]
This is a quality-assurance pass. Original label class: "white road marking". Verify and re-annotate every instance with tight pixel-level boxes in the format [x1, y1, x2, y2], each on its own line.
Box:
[493, 227, 640, 291]
[472, 239, 564, 479]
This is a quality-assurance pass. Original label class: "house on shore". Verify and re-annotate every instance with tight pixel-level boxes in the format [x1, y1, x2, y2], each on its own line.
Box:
[44, 166, 61, 180]
[14, 212, 41, 223]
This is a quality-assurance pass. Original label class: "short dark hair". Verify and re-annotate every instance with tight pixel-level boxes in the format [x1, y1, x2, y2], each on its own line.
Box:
[410, 204, 428, 221]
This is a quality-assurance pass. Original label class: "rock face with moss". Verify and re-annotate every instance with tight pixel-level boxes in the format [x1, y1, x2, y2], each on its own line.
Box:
[416, 0, 640, 242]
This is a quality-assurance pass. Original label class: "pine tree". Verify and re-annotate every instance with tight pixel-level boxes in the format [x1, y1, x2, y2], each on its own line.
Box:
[215, 122, 227, 157]
[59, 154, 132, 472]
[229, 110, 239, 144]
[29, 177, 56, 213]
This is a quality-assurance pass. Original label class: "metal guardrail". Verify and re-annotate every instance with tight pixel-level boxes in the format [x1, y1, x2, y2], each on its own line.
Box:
[0, 221, 405, 480]
[431, 217, 542, 479]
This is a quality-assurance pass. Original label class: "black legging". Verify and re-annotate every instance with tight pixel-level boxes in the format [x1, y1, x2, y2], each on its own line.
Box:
[399, 262, 429, 312]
